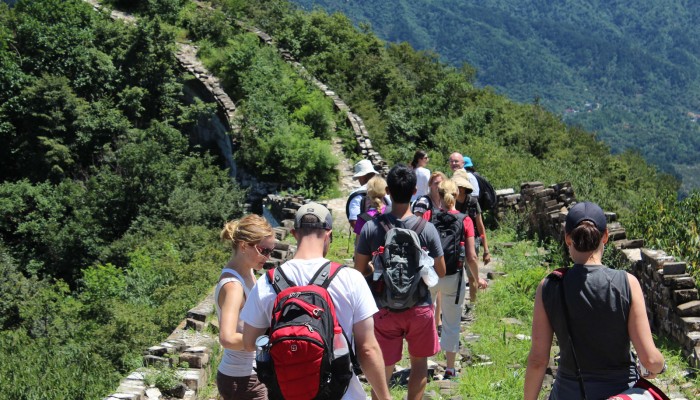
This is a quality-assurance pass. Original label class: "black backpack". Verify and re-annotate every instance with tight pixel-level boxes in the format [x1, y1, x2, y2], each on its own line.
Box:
[256, 262, 357, 400]
[474, 172, 497, 211]
[345, 189, 367, 221]
[431, 211, 466, 276]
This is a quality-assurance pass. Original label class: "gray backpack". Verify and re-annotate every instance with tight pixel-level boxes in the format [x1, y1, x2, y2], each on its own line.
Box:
[371, 215, 429, 311]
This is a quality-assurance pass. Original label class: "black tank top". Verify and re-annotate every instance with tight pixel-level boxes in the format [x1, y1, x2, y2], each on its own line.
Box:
[542, 264, 635, 373]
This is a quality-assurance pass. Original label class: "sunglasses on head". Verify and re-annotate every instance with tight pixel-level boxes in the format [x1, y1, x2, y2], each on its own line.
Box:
[254, 244, 275, 257]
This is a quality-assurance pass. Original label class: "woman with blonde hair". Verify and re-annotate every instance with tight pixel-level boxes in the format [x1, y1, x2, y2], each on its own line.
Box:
[353, 175, 388, 235]
[431, 178, 482, 379]
[412, 171, 447, 218]
[216, 214, 275, 400]
[524, 202, 665, 399]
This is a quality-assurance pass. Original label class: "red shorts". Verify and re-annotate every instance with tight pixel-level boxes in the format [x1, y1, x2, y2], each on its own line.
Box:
[373, 305, 440, 365]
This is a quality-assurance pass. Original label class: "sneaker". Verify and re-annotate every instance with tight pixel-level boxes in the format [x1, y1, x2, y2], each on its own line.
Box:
[443, 368, 458, 380]
[461, 304, 475, 321]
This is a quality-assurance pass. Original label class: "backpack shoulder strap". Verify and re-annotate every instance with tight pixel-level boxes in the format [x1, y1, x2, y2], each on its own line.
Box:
[547, 267, 569, 281]
[309, 261, 345, 289]
[376, 213, 394, 234]
[346, 190, 367, 218]
[409, 216, 427, 235]
[267, 267, 296, 294]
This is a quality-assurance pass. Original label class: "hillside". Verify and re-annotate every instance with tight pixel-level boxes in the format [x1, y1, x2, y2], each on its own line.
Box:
[290, 0, 700, 194]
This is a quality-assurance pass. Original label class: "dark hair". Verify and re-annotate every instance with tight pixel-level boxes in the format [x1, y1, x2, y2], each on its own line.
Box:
[410, 150, 427, 169]
[569, 221, 603, 252]
[296, 214, 327, 237]
[387, 163, 416, 204]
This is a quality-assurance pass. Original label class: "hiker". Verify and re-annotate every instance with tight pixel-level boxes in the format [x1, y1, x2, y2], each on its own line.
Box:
[353, 175, 388, 236]
[463, 155, 498, 211]
[354, 164, 446, 400]
[412, 171, 446, 217]
[347, 159, 385, 230]
[410, 150, 431, 203]
[451, 173, 489, 298]
[432, 178, 482, 379]
[412, 171, 447, 334]
[241, 203, 392, 400]
[448, 152, 479, 197]
[216, 214, 275, 400]
[524, 202, 665, 400]
[452, 166, 492, 265]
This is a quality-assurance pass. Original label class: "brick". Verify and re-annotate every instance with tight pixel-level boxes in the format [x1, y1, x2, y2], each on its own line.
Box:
[663, 261, 687, 275]
[677, 300, 700, 317]
[686, 331, 700, 348]
[614, 239, 645, 249]
[673, 289, 699, 305]
[185, 318, 204, 331]
[682, 317, 700, 331]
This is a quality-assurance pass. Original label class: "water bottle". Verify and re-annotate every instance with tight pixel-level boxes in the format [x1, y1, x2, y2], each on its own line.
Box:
[458, 241, 466, 269]
[255, 335, 270, 362]
[372, 246, 384, 281]
[332, 330, 349, 359]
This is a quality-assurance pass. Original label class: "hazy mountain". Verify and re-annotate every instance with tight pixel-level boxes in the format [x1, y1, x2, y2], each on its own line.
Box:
[291, 0, 700, 193]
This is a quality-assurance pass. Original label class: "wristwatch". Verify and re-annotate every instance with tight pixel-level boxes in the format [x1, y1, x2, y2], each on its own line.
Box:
[657, 362, 667, 375]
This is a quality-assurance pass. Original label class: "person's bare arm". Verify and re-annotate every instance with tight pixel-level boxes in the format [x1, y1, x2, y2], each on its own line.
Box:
[465, 236, 487, 288]
[218, 281, 246, 350]
[242, 323, 267, 353]
[475, 213, 490, 264]
[627, 273, 665, 377]
[354, 252, 373, 277]
[433, 255, 446, 278]
[524, 281, 554, 400]
[353, 317, 392, 400]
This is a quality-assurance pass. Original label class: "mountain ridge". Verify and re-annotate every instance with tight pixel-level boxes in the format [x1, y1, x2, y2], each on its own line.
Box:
[290, 0, 700, 194]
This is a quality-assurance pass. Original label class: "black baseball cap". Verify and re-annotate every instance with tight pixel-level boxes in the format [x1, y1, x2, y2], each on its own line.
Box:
[565, 202, 607, 234]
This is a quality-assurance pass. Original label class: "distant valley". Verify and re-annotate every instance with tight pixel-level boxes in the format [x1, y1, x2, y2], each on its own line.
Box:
[291, 0, 700, 194]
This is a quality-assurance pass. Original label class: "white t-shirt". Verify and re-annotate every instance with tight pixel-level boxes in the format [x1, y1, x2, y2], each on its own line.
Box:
[347, 185, 368, 222]
[467, 171, 480, 197]
[215, 268, 256, 377]
[240, 258, 378, 400]
[411, 167, 430, 202]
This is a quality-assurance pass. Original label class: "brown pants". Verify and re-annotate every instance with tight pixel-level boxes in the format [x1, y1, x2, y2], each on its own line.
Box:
[216, 372, 267, 400]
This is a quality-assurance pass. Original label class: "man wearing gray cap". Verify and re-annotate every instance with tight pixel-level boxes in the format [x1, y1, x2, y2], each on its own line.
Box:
[241, 203, 391, 400]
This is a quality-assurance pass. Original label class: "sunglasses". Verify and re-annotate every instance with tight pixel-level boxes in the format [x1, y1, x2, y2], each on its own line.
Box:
[254, 244, 275, 257]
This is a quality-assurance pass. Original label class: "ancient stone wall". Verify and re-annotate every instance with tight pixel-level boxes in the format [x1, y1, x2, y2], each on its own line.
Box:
[494, 182, 700, 368]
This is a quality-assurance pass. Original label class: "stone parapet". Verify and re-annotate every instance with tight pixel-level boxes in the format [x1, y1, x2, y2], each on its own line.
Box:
[498, 179, 700, 369]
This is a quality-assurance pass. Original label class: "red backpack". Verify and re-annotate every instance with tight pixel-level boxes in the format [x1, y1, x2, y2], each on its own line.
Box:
[256, 262, 357, 400]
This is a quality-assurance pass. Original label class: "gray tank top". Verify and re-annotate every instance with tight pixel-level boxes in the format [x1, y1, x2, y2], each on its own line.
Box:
[542, 264, 636, 398]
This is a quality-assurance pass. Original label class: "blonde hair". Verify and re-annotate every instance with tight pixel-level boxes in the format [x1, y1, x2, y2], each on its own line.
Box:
[438, 179, 459, 209]
[428, 171, 448, 186]
[366, 175, 387, 210]
[220, 214, 274, 252]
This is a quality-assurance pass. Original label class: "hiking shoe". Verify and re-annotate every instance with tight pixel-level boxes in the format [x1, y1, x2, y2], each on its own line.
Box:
[443, 368, 458, 380]
[461, 304, 475, 321]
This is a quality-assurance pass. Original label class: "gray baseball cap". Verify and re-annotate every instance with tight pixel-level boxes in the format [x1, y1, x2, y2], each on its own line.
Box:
[294, 202, 333, 230]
